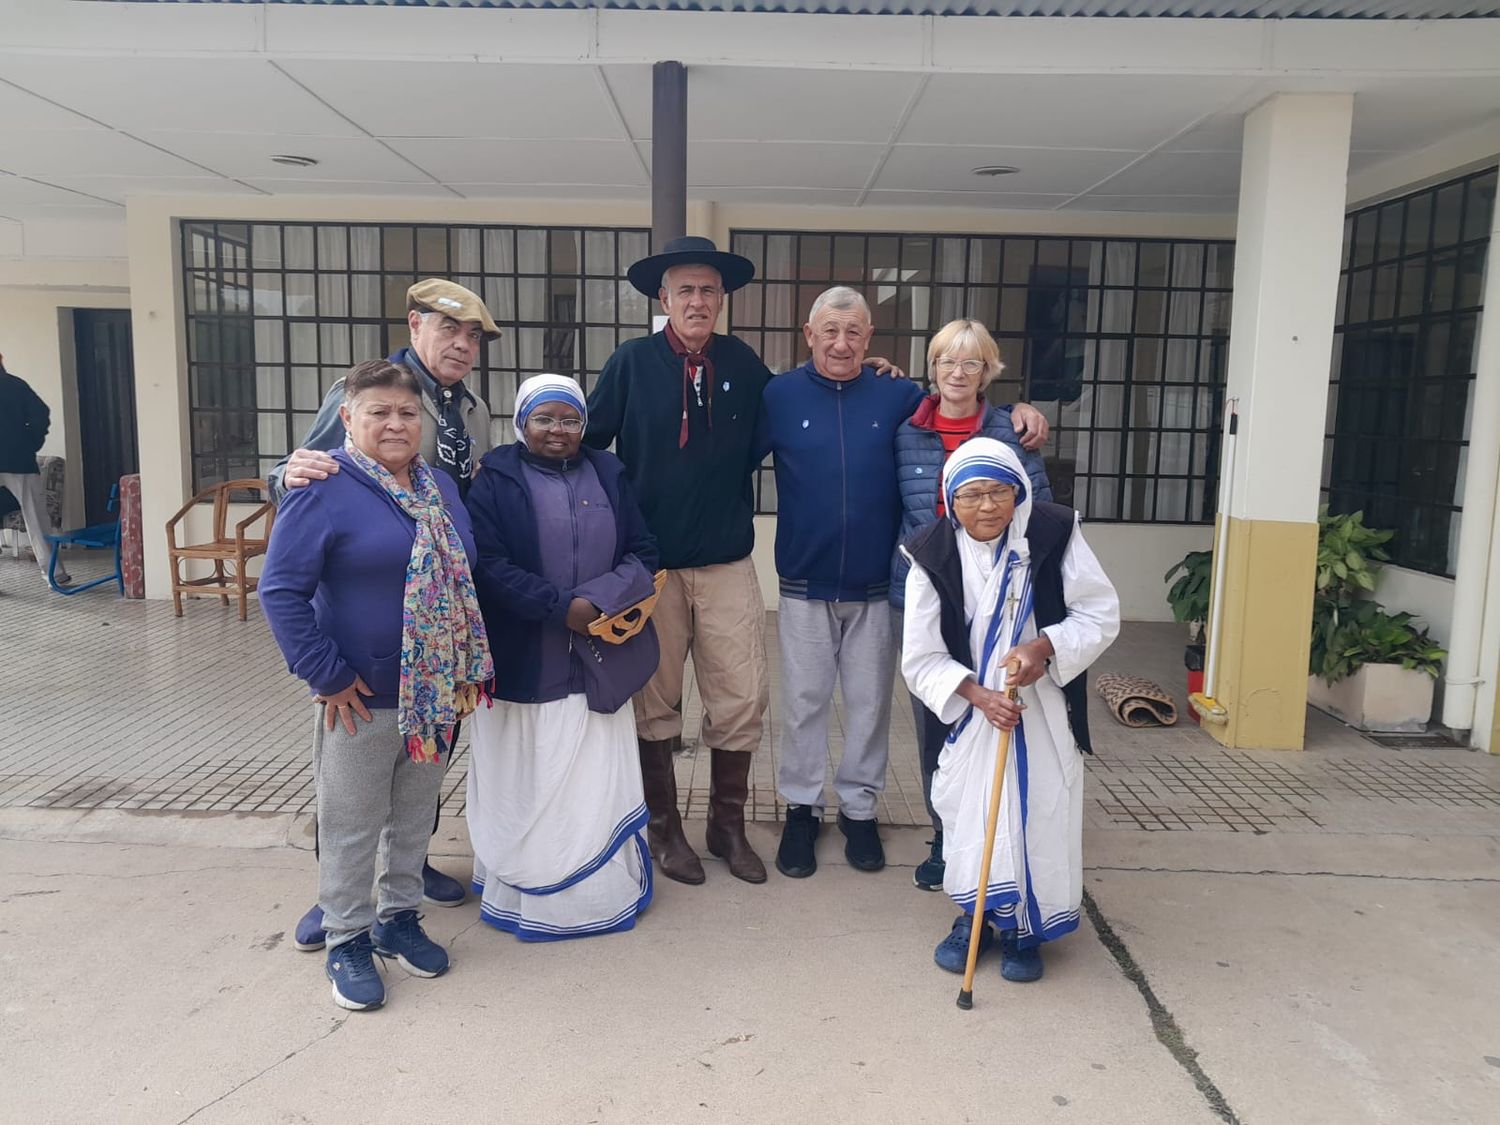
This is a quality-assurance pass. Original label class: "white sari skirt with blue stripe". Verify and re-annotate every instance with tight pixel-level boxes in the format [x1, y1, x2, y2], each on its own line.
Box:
[932, 611, 1084, 951]
[466, 694, 652, 942]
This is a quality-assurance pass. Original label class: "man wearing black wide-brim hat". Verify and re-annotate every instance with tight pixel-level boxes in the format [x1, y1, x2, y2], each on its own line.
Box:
[586, 236, 771, 887]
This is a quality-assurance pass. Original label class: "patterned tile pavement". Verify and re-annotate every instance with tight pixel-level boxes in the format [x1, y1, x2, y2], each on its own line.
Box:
[6, 549, 1500, 834]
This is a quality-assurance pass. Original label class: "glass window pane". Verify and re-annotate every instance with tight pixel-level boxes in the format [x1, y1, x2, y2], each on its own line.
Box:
[1463, 171, 1496, 243]
[834, 235, 865, 282]
[416, 227, 448, 273]
[251, 225, 282, 269]
[800, 234, 831, 278]
[316, 227, 347, 272]
[584, 230, 615, 277]
[1376, 201, 1404, 262]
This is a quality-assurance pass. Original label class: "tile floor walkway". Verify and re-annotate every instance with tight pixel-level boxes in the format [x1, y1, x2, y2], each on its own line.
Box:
[6, 549, 1499, 834]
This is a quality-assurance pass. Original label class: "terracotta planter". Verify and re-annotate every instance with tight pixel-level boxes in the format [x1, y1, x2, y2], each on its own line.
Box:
[1306, 663, 1435, 733]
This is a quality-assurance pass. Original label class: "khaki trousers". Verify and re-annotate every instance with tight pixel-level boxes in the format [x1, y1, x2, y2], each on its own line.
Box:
[634, 557, 769, 755]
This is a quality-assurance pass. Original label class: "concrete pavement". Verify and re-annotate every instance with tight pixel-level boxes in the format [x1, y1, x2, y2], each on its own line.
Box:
[4, 811, 1498, 1124]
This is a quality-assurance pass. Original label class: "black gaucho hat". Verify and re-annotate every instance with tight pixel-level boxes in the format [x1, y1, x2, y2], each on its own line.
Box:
[626, 235, 756, 298]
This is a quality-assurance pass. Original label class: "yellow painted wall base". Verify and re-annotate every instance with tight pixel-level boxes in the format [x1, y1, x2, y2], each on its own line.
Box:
[1205, 516, 1319, 751]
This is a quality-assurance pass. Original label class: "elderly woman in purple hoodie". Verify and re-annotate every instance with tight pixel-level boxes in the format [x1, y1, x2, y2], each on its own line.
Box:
[261, 359, 492, 1013]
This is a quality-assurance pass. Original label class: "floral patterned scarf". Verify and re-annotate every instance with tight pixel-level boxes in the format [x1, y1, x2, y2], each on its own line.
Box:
[344, 439, 494, 762]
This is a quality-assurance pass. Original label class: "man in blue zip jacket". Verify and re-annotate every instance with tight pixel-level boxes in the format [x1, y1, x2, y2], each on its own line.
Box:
[756, 288, 935, 877]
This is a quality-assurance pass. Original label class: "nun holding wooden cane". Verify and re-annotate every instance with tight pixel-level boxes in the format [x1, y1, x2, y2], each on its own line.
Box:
[900, 437, 1119, 985]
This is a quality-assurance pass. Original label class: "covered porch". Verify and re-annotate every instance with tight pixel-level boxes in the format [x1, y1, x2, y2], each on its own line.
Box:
[5, 551, 1494, 836]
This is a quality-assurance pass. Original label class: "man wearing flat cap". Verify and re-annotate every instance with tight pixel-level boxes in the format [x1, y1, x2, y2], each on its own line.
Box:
[269, 278, 499, 501]
[586, 237, 772, 887]
[267, 277, 500, 945]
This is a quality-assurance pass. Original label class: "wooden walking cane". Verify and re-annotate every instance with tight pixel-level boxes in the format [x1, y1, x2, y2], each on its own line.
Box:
[957, 655, 1022, 1011]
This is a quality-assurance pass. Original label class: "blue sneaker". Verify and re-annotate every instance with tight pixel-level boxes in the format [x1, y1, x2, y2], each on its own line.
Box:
[934, 912, 993, 974]
[372, 910, 449, 978]
[326, 933, 385, 1011]
[422, 861, 466, 907]
[913, 832, 945, 891]
[999, 930, 1045, 983]
[294, 904, 326, 952]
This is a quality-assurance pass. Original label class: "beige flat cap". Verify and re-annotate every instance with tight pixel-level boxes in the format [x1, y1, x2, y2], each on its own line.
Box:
[406, 278, 501, 340]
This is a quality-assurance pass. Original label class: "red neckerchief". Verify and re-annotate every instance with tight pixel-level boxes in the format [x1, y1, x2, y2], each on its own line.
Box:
[664, 323, 714, 449]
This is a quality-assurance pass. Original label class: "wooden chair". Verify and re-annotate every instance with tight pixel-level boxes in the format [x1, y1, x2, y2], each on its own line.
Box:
[165, 479, 275, 620]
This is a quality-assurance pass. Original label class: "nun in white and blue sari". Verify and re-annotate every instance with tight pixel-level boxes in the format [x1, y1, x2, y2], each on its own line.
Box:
[900, 438, 1118, 982]
[464, 374, 659, 942]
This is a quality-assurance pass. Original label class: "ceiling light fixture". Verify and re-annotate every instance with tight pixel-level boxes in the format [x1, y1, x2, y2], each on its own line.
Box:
[971, 165, 1020, 178]
[270, 154, 319, 168]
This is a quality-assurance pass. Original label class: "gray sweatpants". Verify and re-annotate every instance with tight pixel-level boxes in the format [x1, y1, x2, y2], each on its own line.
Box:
[313, 706, 444, 949]
[776, 595, 895, 820]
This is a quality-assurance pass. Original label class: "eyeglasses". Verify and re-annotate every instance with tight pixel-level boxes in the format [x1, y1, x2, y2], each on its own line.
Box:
[932, 357, 986, 376]
[951, 485, 1016, 509]
[527, 414, 584, 433]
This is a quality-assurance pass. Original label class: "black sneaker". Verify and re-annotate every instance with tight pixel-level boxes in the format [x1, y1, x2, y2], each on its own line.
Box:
[913, 831, 945, 891]
[775, 804, 821, 878]
[837, 811, 886, 872]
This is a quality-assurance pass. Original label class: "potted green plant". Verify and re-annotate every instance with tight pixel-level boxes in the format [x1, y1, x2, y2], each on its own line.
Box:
[1306, 508, 1446, 732]
[1164, 549, 1212, 709]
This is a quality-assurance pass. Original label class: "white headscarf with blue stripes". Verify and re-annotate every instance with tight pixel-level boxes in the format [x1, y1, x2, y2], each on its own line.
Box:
[513, 373, 587, 435]
[942, 438, 1026, 531]
[941, 437, 1032, 546]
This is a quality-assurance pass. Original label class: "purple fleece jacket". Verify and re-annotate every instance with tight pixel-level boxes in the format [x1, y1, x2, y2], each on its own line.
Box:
[259, 449, 476, 709]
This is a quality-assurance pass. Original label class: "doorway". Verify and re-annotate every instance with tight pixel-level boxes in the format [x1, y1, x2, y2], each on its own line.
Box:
[73, 309, 137, 525]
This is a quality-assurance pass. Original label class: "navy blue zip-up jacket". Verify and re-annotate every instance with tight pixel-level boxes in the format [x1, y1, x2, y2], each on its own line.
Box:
[466, 441, 658, 704]
[756, 361, 925, 602]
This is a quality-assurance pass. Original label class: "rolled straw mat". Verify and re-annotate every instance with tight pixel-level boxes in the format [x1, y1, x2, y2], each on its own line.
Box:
[1094, 672, 1178, 727]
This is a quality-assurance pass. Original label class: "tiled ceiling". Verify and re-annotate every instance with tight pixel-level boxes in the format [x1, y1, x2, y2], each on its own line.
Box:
[2, 9, 1500, 259]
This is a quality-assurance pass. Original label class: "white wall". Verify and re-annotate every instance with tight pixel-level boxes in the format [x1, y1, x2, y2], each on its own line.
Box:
[1374, 566, 1456, 646]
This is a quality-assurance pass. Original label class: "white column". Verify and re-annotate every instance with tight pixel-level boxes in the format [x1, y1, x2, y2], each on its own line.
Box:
[125, 198, 192, 600]
[1442, 163, 1500, 738]
[1224, 93, 1354, 527]
[1206, 93, 1353, 750]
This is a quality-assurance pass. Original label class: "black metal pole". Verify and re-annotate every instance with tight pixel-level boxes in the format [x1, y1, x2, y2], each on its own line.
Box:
[652, 60, 687, 252]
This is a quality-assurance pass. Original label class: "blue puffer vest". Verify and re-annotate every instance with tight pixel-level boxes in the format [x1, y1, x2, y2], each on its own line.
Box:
[889, 399, 1053, 609]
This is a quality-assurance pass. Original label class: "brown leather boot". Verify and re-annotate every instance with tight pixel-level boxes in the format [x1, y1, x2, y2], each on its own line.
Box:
[637, 737, 705, 885]
[704, 749, 767, 884]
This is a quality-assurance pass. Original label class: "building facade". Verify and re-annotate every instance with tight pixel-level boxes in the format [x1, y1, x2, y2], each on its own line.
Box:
[2, 0, 1499, 750]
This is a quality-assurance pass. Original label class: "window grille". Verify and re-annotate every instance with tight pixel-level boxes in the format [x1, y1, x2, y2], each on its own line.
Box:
[181, 220, 651, 490]
[1325, 167, 1496, 577]
[729, 230, 1234, 521]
